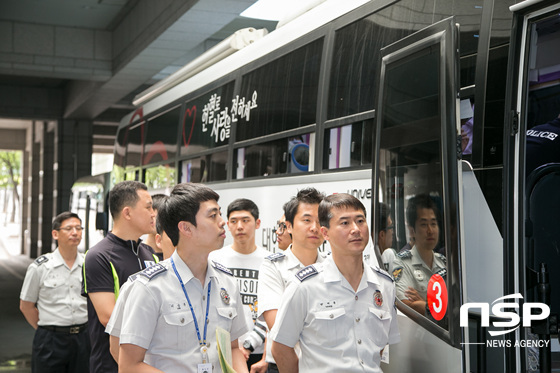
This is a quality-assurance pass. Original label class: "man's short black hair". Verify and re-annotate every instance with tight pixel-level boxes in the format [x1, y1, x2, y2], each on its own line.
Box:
[158, 183, 220, 246]
[284, 188, 325, 225]
[151, 194, 168, 212]
[319, 193, 366, 228]
[52, 211, 81, 230]
[227, 198, 259, 220]
[406, 193, 439, 229]
[108, 181, 148, 219]
[378, 202, 390, 231]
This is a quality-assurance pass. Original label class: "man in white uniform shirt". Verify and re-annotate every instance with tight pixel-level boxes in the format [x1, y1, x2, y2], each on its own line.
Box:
[20, 212, 89, 373]
[271, 193, 400, 372]
[106, 209, 176, 363]
[118, 183, 249, 373]
[209, 198, 269, 372]
[257, 187, 326, 373]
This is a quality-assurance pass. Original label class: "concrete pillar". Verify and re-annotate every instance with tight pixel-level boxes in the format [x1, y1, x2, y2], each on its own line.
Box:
[57, 120, 92, 214]
[27, 122, 42, 258]
[21, 126, 31, 257]
[41, 123, 55, 253]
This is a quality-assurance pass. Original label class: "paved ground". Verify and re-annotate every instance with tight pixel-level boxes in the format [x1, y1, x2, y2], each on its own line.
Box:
[0, 223, 33, 372]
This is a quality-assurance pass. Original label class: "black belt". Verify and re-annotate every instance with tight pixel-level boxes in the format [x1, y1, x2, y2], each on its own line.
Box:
[39, 323, 87, 334]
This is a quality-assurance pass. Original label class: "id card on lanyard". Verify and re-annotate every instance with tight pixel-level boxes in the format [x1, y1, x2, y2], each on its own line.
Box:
[171, 258, 213, 372]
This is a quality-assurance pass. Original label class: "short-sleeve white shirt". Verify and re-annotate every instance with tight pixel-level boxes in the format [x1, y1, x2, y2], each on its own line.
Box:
[120, 251, 249, 373]
[392, 245, 446, 301]
[257, 246, 327, 363]
[271, 256, 400, 372]
[20, 249, 87, 326]
[105, 273, 138, 338]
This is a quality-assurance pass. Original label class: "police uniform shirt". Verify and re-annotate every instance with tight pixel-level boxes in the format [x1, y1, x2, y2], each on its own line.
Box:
[20, 248, 87, 326]
[258, 246, 327, 318]
[526, 117, 560, 177]
[270, 256, 400, 372]
[391, 245, 446, 301]
[105, 273, 139, 338]
[258, 246, 327, 364]
[381, 247, 397, 273]
[120, 252, 249, 373]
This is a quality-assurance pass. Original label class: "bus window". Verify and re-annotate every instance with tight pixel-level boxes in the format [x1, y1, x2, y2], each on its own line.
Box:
[144, 163, 176, 190]
[460, 98, 474, 158]
[180, 151, 228, 183]
[234, 134, 314, 179]
[125, 168, 139, 181]
[523, 7, 560, 345]
[236, 39, 323, 141]
[144, 106, 180, 165]
[180, 82, 235, 157]
[376, 18, 460, 331]
[125, 123, 144, 168]
[114, 126, 127, 167]
[323, 119, 373, 170]
[112, 164, 125, 184]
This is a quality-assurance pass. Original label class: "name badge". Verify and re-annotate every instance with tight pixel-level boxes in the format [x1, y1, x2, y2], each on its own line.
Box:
[198, 363, 212, 373]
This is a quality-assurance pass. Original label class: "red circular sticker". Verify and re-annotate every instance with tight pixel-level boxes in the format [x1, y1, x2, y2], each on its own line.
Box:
[427, 274, 448, 320]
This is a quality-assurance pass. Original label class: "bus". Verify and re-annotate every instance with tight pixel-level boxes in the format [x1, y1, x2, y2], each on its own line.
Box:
[78, 0, 560, 371]
[69, 172, 110, 252]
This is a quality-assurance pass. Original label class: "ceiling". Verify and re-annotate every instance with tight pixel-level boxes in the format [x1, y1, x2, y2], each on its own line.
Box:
[0, 0, 277, 153]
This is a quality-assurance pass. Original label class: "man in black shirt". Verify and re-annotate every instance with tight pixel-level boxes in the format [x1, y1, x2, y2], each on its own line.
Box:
[82, 180, 157, 372]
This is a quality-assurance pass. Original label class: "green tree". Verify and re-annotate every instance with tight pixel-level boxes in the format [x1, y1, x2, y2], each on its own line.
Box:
[0, 151, 21, 223]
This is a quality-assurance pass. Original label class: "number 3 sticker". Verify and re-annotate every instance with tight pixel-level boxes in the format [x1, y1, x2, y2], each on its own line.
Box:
[427, 274, 448, 320]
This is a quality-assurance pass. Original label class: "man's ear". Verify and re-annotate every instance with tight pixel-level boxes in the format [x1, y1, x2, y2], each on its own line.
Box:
[52, 229, 59, 241]
[178, 221, 192, 237]
[286, 221, 293, 235]
[408, 225, 416, 238]
[320, 226, 329, 241]
[255, 218, 261, 230]
[121, 206, 132, 221]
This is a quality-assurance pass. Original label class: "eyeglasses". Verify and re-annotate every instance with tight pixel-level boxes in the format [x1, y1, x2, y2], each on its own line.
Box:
[57, 226, 84, 232]
[275, 222, 287, 234]
[384, 225, 394, 231]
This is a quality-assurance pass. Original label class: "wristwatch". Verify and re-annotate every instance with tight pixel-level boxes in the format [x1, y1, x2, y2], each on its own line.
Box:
[243, 340, 254, 352]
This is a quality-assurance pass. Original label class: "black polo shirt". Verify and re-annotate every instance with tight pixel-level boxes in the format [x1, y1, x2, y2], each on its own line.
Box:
[82, 232, 156, 373]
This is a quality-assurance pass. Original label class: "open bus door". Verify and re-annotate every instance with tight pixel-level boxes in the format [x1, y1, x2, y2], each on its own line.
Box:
[505, 1, 560, 371]
[374, 17, 464, 372]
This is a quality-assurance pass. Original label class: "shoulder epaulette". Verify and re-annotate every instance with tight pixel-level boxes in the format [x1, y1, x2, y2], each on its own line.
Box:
[212, 261, 233, 276]
[295, 265, 318, 282]
[265, 252, 285, 262]
[128, 273, 140, 283]
[435, 268, 447, 279]
[397, 250, 412, 259]
[374, 266, 394, 283]
[436, 252, 447, 264]
[139, 263, 167, 280]
[34, 255, 49, 266]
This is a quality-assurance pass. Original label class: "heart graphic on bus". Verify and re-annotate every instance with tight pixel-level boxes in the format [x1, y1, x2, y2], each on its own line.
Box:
[183, 106, 197, 148]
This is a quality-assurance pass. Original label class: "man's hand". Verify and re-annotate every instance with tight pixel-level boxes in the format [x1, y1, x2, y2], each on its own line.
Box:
[404, 287, 424, 302]
[239, 345, 250, 360]
[250, 358, 268, 373]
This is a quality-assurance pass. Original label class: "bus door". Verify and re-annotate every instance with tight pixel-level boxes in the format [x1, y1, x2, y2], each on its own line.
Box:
[505, 1, 560, 371]
[374, 17, 464, 373]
